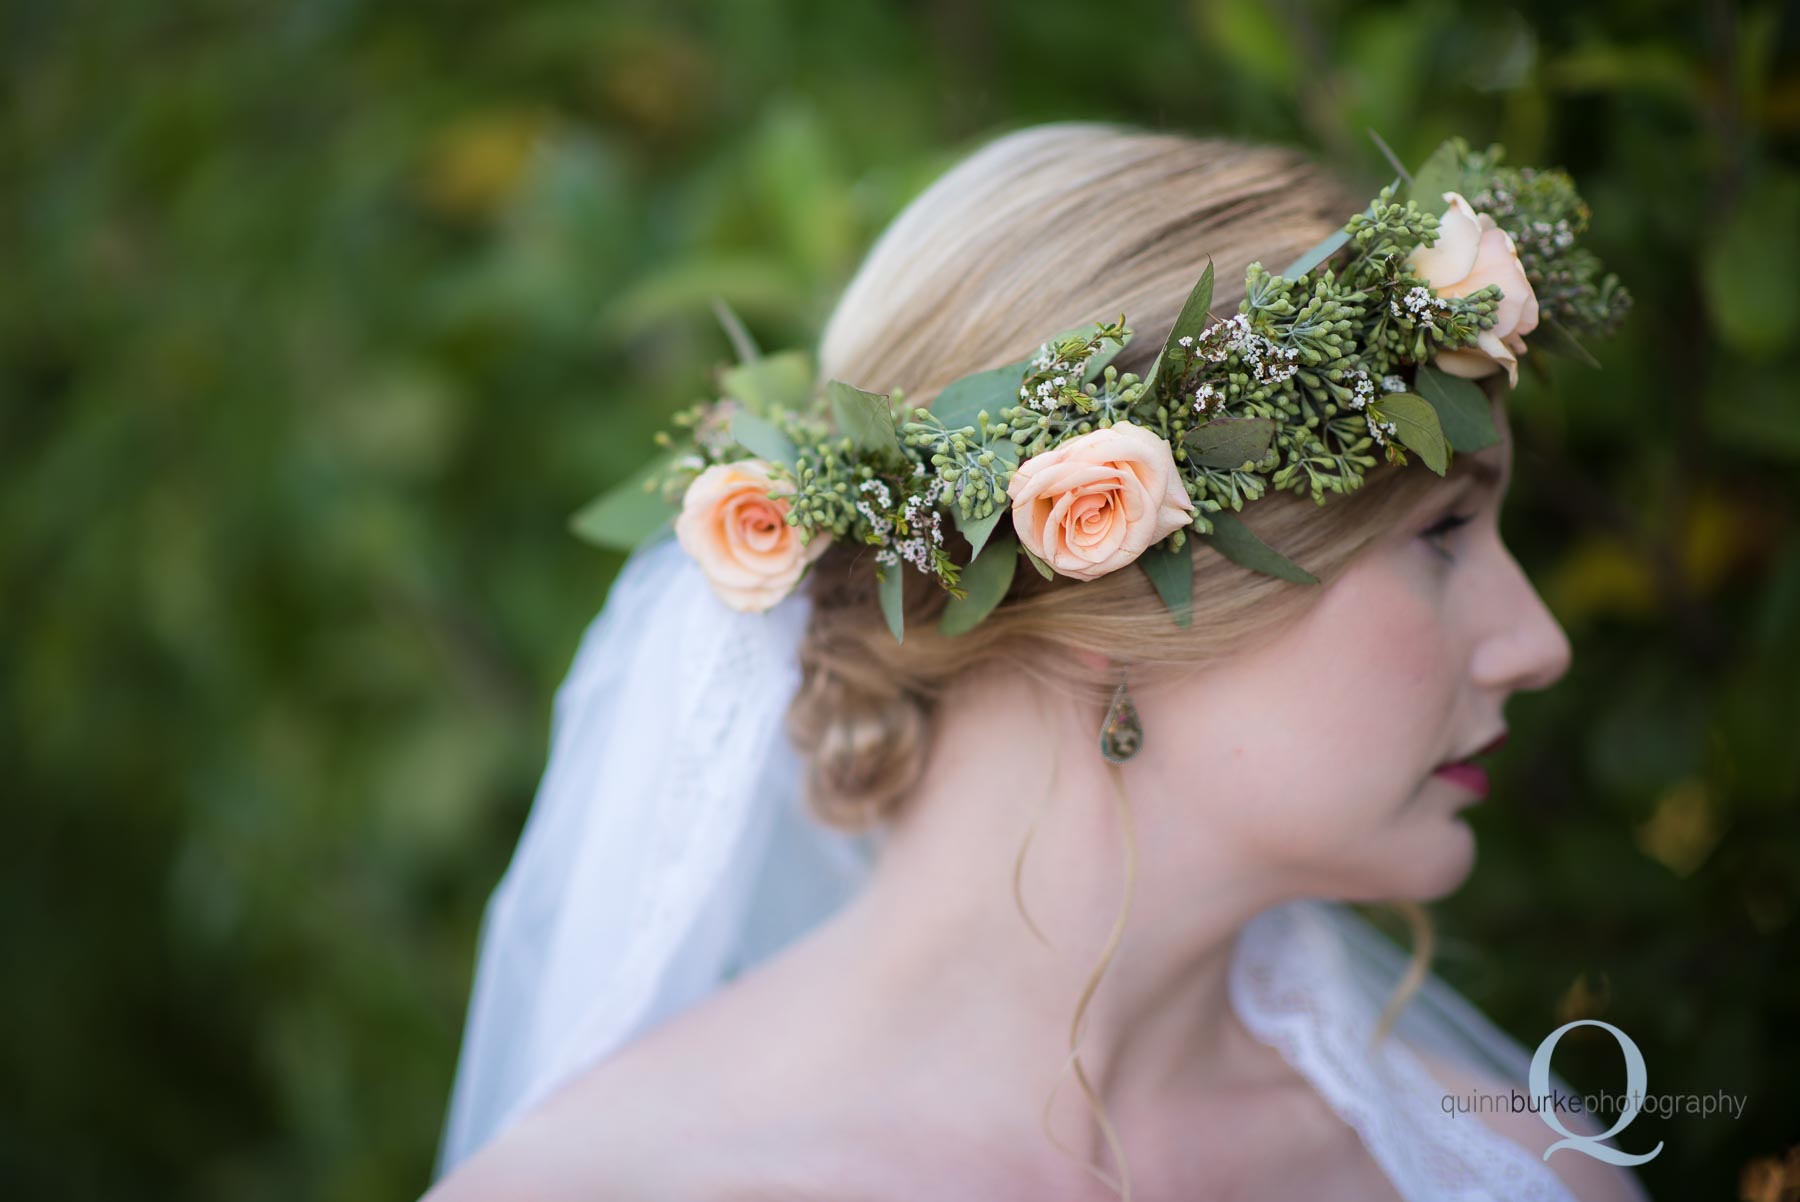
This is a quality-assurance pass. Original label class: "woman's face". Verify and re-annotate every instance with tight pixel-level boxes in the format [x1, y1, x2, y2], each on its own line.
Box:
[1135, 408, 1572, 903]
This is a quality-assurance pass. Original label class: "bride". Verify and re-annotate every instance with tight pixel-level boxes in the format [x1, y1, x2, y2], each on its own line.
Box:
[422, 123, 1652, 1201]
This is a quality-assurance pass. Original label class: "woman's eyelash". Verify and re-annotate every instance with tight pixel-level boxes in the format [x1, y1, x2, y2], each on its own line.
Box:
[1421, 512, 1474, 558]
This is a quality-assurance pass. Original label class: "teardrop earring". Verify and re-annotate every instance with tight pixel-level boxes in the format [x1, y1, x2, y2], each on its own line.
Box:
[1099, 669, 1143, 764]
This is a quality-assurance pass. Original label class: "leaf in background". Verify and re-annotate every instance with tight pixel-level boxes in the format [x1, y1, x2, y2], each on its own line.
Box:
[1414, 364, 1499, 451]
[568, 453, 680, 550]
[1703, 360, 1800, 463]
[1142, 261, 1215, 400]
[940, 535, 1019, 636]
[1184, 416, 1276, 468]
[827, 379, 901, 457]
[605, 255, 811, 338]
[745, 101, 856, 280]
[1542, 41, 1703, 104]
[1541, 536, 1659, 626]
[729, 410, 798, 469]
[721, 349, 813, 415]
[1137, 539, 1194, 627]
[878, 565, 905, 644]
[1196, 510, 1319, 584]
[1634, 777, 1725, 877]
[930, 355, 1034, 431]
[1021, 543, 1056, 580]
[1373, 393, 1448, 475]
[1198, 0, 1300, 89]
[1702, 170, 1800, 357]
[417, 108, 549, 220]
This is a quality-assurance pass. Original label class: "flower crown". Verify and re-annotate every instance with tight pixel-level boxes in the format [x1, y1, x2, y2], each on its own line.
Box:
[573, 136, 1630, 641]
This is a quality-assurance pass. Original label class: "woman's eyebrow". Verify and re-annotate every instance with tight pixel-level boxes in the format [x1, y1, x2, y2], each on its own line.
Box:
[1449, 454, 1505, 493]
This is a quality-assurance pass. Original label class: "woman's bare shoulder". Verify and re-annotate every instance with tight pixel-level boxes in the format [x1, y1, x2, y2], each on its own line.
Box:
[418, 1104, 822, 1202]
[418, 1079, 697, 1201]
[417, 1022, 885, 1202]
[420, 1100, 931, 1202]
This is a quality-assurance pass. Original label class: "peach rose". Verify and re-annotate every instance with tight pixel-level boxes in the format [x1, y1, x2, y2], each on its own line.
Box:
[675, 459, 829, 611]
[1406, 191, 1541, 387]
[1005, 421, 1194, 582]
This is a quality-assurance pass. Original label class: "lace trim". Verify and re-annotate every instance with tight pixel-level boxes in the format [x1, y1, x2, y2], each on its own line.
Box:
[1229, 901, 1580, 1202]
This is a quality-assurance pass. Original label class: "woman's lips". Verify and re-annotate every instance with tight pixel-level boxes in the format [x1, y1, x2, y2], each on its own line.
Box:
[1433, 761, 1491, 798]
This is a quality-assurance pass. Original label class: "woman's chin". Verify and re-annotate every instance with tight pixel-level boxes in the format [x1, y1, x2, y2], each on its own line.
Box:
[1406, 821, 1478, 900]
[1316, 820, 1478, 903]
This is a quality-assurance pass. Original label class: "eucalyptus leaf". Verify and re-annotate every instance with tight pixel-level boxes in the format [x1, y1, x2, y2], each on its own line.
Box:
[1281, 226, 1350, 279]
[1142, 260, 1215, 400]
[955, 506, 1006, 561]
[1196, 510, 1319, 584]
[827, 379, 901, 457]
[940, 535, 1019, 636]
[1373, 393, 1448, 475]
[878, 565, 905, 644]
[1021, 543, 1055, 580]
[721, 349, 813, 416]
[1185, 416, 1277, 468]
[730, 409, 799, 469]
[1409, 139, 1465, 215]
[931, 355, 1035, 431]
[1137, 539, 1194, 628]
[1414, 363, 1499, 451]
[1530, 315, 1603, 369]
[568, 453, 680, 551]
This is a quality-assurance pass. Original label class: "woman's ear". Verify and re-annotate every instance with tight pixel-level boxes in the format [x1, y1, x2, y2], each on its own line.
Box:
[1072, 647, 1110, 675]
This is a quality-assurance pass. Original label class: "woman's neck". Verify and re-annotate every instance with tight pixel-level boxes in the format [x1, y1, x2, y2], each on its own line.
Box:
[786, 667, 1308, 1168]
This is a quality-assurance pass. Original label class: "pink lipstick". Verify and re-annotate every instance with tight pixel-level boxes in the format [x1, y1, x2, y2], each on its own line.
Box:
[1433, 761, 1491, 797]
[1434, 729, 1505, 799]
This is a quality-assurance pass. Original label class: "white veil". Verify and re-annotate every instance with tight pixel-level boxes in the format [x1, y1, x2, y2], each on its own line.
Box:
[434, 529, 1632, 1202]
[436, 532, 875, 1173]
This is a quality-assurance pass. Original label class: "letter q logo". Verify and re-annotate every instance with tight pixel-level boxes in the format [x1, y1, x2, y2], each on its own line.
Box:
[1530, 1020, 1663, 1165]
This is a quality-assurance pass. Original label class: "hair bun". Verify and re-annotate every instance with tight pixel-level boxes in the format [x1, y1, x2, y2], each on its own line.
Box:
[787, 619, 930, 830]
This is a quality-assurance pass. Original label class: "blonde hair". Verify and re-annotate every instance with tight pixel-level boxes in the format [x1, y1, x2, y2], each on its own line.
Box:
[785, 121, 1455, 1197]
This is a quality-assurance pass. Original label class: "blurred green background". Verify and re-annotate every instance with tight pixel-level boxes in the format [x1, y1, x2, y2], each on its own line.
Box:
[3, 1, 1796, 1198]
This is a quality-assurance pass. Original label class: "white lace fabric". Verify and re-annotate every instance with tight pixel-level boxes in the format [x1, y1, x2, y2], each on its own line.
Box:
[1230, 900, 1580, 1201]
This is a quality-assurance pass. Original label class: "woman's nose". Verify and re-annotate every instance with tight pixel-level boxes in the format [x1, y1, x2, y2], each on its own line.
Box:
[1469, 543, 1573, 694]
